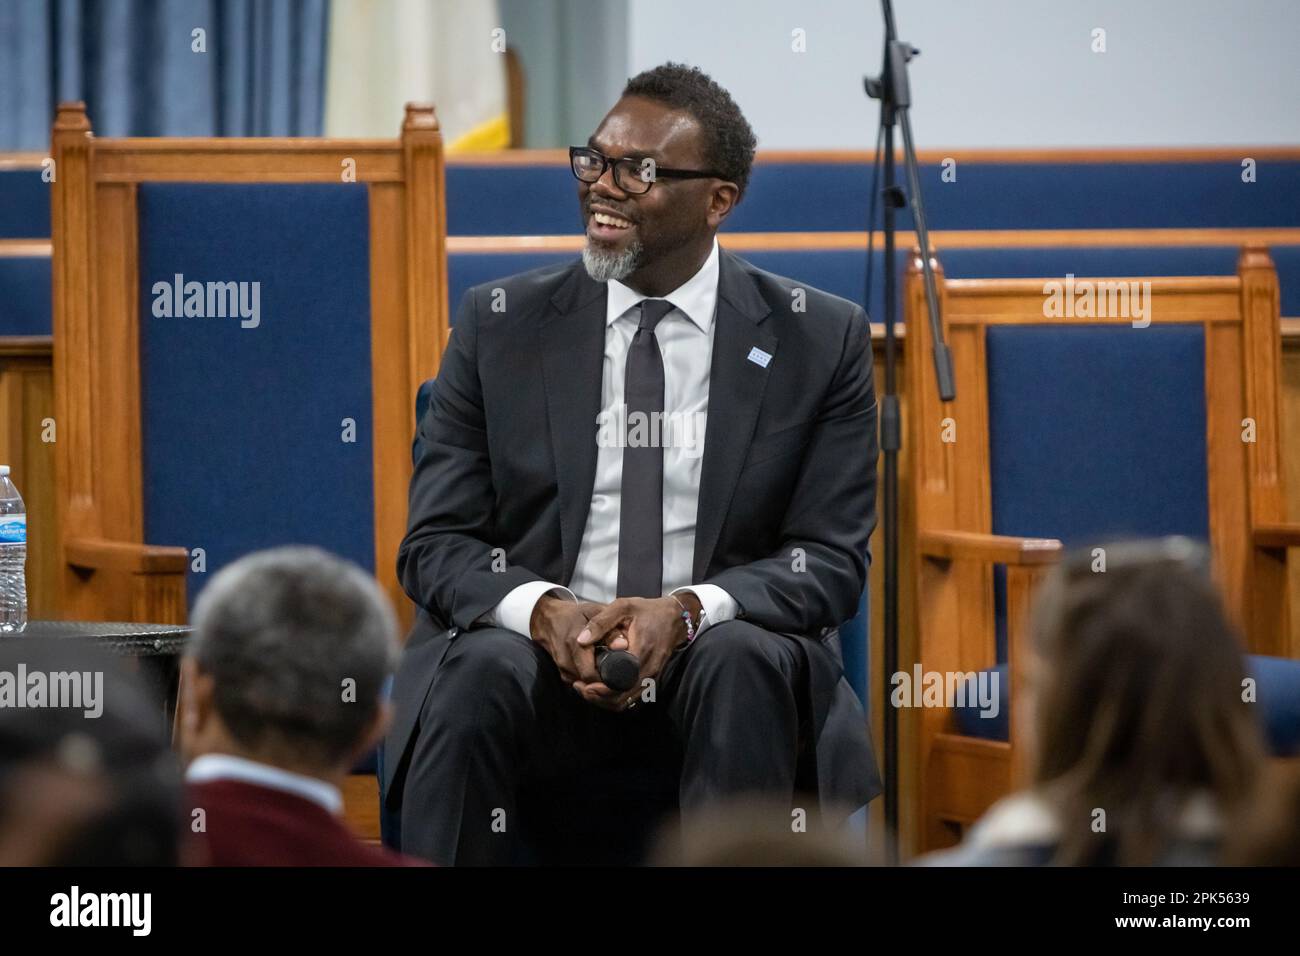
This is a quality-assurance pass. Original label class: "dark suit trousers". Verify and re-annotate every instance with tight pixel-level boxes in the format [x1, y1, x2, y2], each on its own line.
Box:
[398, 620, 804, 866]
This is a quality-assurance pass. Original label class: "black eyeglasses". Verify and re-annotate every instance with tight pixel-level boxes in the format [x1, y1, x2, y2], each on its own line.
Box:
[569, 146, 725, 195]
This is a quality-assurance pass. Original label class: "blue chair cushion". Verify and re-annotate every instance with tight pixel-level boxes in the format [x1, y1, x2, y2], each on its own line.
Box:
[952, 655, 1300, 757]
[137, 183, 376, 606]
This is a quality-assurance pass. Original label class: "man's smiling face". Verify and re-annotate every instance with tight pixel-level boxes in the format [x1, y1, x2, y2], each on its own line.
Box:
[579, 95, 723, 286]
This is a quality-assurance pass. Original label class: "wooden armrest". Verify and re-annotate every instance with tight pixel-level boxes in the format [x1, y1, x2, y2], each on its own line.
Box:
[65, 537, 189, 574]
[1254, 523, 1300, 549]
[919, 529, 1063, 566]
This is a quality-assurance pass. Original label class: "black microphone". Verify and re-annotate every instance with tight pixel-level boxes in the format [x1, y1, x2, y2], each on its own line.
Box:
[596, 646, 640, 693]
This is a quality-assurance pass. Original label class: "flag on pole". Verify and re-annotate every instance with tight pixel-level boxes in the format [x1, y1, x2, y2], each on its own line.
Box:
[325, 0, 510, 150]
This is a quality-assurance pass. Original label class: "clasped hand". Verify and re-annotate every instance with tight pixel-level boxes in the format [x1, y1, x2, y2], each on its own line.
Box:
[529, 594, 695, 711]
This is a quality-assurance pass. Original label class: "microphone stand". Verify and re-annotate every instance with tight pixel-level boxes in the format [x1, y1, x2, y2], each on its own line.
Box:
[864, 0, 955, 863]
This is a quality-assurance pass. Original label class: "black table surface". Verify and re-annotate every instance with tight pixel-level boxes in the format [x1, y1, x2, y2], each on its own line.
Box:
[10, 621, 192, 656]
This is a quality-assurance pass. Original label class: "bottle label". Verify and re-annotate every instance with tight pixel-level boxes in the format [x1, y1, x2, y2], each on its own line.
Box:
[0, 515, 25, 543]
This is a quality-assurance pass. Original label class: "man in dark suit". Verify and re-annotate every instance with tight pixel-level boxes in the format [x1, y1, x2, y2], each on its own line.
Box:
[180, 546, 423, 867]
[385, 62, 880, 866]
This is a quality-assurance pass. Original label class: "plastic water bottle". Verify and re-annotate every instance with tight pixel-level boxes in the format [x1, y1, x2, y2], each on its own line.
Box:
[0, 465, 27, 633]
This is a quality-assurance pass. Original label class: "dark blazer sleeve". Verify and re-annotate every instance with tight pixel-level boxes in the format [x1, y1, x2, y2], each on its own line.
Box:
[704, 305, 878, 635]
[396, 289, 546, 630]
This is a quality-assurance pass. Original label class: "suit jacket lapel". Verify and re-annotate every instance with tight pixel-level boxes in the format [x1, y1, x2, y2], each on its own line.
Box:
[541, 264, 607, 585]
[693, 251, 776, 581]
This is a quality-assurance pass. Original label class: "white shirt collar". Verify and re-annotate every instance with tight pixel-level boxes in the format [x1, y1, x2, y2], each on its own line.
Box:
[185, 753, 344, 816]
[605, 237, 720, 333]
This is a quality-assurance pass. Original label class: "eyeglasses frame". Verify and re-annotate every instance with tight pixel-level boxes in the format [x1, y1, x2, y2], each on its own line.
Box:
[568, 145, 726, 194]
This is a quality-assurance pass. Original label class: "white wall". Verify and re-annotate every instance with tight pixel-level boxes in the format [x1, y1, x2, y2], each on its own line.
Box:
[627, 0, 1300, 149]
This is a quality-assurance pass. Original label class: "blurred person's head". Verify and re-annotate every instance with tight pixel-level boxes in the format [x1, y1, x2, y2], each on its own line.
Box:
[181, 546, 399, 783]
[0, 639, 182, 865]
[578, 62, 756, 292]
[1024, 537, 1266, 865]
[652, 797, 868, 866]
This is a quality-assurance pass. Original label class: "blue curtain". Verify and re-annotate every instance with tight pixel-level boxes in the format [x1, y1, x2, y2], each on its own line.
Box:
[0, 0, 328, 150]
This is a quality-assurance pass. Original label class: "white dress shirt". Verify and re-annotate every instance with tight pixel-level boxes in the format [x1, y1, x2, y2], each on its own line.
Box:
[484, 238, 739, 638]
[185, 753, 344, 815]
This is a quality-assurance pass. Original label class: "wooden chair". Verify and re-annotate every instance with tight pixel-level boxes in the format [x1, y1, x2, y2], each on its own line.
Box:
[0, 155, 57, 619]
[904, 244, 1300, 854]
[50, 100, 446, 630]
[49, 101, 449, 840]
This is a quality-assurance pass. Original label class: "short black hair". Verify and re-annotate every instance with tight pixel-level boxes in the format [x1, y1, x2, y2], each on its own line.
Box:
[622, 62, 757, 201]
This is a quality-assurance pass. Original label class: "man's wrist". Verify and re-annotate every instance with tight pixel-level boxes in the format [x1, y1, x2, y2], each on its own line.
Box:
[527, 587, 578, 640]
[530, 593, 562, 637]
[671, 584, 737, 638]
[669, 592, 704, 643]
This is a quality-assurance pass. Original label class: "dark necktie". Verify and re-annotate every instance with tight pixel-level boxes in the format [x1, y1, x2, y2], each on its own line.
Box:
[616, 298, 676, 598]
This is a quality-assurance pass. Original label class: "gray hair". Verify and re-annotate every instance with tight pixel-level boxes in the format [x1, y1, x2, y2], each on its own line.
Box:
[189, 546, 399, 767]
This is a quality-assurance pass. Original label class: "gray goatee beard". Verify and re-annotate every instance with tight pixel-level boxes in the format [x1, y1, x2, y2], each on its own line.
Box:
[582, 239, 644, 283]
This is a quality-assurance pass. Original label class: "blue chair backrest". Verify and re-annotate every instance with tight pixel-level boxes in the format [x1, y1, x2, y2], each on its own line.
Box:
[0, 168, 50, 239]
[449, 251, 574, 321]
[737, 161, 1300, 233]
[137, 183, 376, 606]
[985, 323, 1210, 660]
[0, 254, 52, 335]
[988, 324, 1210, 544]
[444, 159, 1300, 236]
